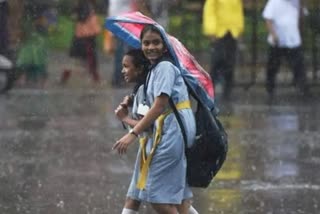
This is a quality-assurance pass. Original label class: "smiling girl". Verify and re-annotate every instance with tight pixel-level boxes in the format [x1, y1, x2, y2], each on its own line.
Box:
[113, 25, 198, 214]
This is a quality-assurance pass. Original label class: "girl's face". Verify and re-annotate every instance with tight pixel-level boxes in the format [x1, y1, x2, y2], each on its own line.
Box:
[122, 55, 142, 83]
[141, 30, 166, 64]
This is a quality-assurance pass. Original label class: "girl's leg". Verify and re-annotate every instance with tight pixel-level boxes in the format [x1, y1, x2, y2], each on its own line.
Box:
[151, 203, 178, 214]
[188, 205, 199, 214]
[122, 197, 140, 214]
[176, 200, 199, 214]
[121, 208, 138, 214]
[176, 199, 190, 214]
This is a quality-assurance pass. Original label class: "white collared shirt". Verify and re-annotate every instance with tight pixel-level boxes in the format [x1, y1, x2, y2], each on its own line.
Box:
[262, 0, 301, 48]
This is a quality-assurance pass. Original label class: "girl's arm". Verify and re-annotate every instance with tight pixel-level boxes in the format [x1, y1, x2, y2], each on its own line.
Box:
[121, 115, 140, 128]
[115, 95, 137, 127]
[114, 104, 139, 128]
[131, 94, 169, 135]
[113, 94, 169, 154]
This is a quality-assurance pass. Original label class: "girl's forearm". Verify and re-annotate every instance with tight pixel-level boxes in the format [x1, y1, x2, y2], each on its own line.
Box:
[122, 117, 139, 128]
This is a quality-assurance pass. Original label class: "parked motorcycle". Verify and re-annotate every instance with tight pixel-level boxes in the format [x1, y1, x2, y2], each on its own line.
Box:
[0, 54, 15, 94]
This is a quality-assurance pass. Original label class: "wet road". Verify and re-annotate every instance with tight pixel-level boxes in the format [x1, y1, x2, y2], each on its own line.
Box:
[1, 54, 320, 213]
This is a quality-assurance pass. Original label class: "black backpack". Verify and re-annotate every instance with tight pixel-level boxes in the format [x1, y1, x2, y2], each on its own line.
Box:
[170, 86, 228, 188]
[145, 58, 228, 188]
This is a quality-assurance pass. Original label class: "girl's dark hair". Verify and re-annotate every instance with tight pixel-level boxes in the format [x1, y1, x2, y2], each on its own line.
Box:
[140, 24, 166, 43]
[125, 49, 149, 70]
[140, 24, 173, 63]
[124, 49, 150, 96]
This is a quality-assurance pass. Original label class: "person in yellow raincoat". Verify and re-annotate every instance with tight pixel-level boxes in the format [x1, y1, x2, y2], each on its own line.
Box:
[202, 0, 244, 100]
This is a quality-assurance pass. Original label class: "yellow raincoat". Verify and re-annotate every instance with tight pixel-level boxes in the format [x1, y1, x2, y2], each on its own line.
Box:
[202, 0, 244, 38]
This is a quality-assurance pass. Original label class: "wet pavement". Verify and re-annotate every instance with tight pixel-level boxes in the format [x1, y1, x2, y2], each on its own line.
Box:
[1, 51, 320, 214]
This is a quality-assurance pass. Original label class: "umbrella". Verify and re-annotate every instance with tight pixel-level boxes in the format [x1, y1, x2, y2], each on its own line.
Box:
[105, 12, 215, 110]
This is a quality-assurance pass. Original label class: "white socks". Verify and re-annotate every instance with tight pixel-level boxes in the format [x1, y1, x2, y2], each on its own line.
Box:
[121, 208, 138, 214]
[189, 205, 199, 214]
[176, 205, 199, 214]
[121, 205, 198, 214]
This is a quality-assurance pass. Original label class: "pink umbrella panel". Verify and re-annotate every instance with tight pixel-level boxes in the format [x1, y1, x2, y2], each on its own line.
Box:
[105, 12, 216, 110]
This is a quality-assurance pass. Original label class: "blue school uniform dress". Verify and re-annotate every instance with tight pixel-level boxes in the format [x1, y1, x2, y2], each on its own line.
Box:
[127, 61, 196, 204]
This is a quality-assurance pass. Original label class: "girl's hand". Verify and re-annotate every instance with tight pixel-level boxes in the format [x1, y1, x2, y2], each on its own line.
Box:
[121, 95, 133, 107]
[115, 105, 129, 121]
[112, 133, 136, 155]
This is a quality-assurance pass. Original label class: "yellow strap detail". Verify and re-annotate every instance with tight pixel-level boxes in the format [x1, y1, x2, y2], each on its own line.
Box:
[139, 137, 148, 168]
[136, 100, 191, 190]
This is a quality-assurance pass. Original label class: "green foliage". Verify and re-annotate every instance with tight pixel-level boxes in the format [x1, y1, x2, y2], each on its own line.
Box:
[168, 13, 210, 52]
[47, 16, 104, 50]
[242, 12, 268, 49]
[47, 16, 74, 50]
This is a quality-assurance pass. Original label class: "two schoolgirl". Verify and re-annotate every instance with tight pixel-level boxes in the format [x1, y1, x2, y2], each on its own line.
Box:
[113, 25, 199, 214]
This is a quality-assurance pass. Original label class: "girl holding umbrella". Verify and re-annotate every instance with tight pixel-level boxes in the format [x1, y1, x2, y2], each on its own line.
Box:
[113, 24, 198, 214]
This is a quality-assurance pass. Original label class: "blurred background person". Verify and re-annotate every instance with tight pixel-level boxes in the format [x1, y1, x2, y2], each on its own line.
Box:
[202, 0, 244, 100]
[61, 0, 101, 85]
[15, 4, 49, 88]
[262, 0, 309, 98]
[140, 0, 178, 30]
[106, 0, 138, 87]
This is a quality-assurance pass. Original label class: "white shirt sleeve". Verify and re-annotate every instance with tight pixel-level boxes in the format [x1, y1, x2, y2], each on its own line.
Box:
[262, 0, 275, 20]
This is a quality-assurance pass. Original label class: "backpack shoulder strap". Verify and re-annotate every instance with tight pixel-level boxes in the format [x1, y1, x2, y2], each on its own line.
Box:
[169, 98, 188, 150]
